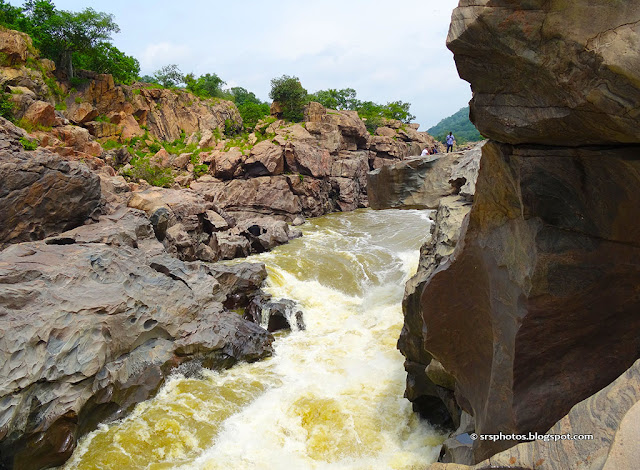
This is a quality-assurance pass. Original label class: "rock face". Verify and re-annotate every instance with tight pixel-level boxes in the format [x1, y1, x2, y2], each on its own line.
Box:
[400, 1, 640, 466]
[448, 0, 640, 145]
[64, 73, 242, 142]
[0, 213, 273, 470]
[427, 358, 640, 470]
[398, 146, 482, 432]
[0, 120, 101, 248]
[368, 143, 482, 209]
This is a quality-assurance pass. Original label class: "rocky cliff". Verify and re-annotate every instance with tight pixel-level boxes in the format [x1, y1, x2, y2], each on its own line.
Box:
[399, 1, 640, 466]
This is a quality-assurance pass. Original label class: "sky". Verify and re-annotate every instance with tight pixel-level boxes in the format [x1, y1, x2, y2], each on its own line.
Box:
[8, 0, 471, 130]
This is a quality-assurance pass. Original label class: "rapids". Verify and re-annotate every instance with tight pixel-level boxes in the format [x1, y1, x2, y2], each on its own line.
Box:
[62, 209, 445, 469]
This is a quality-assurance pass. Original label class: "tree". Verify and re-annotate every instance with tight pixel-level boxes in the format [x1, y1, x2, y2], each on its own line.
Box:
[153, 64, 183, 88]
[309, 88, 357, 110]
[382, 100, 415, 123]
[269, 75, 308, 122]
[184, 72, 225, 98]
[74, 42, 139, 84]
[229, 86, 262, 106]
[23, 1, 121, 79]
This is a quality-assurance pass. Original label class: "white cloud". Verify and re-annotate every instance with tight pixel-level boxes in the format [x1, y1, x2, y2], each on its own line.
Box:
[140, 42, 193, 72]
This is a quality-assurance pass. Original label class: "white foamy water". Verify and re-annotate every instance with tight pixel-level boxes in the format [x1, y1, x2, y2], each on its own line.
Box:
[63, 209, 444, 470]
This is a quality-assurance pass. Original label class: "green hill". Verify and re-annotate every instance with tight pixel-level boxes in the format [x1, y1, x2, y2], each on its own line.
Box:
[428, 106, 483, 144]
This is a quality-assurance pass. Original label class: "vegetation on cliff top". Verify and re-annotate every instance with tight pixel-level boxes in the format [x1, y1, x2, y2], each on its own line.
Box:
[428, 106, 483, 144]
[270, 75, 416, 133]
[0, 0, 139, 83]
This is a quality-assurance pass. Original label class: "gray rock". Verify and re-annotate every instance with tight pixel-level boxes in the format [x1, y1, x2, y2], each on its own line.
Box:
[0, 231, 272, 469]
[367, 143, 482, 210]
[0, 124, 101, 248]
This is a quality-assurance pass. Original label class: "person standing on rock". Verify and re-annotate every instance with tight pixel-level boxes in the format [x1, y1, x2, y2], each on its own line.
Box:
[446, 132, 455, 153]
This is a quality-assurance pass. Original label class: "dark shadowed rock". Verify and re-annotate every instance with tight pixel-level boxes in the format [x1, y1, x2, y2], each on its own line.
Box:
[244, 295, 305, 332]
[0, 129, 101, 248]
[426, 359, 640, 470]
[420, 142, 640, 461]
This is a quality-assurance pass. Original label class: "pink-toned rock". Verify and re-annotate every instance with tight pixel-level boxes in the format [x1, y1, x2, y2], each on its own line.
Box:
[151, 148, 171, 168]
[22, 100, 56, 128]
[213, 148, 244, 179]
[120, 114, 144, 139]
[284, 141, 332, 178]
[245, 140, 284, 176]
[173, 153, 191, 170]
[65, 101, 98, 124]
[52, 125, 103, 157]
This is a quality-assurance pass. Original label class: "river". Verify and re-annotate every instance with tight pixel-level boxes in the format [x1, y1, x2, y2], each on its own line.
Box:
[62, 208, 444, 470]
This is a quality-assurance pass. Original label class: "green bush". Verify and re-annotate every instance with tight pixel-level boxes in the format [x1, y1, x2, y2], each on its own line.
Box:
[0, 92, 14, 120]
[19, 136, 38, 150]
[269, 75, 308, 122]
[237, 101, 270, 131]
[121, 155, 173, 187]
[193, 164, 208, 178]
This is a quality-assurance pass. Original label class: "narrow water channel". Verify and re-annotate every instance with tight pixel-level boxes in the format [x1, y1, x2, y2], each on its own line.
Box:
[63, 209, 444, 470]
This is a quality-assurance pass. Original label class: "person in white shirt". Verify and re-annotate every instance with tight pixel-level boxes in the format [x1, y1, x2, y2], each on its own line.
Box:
[446, 132, 456, 153]
[420, 147, 429, 156]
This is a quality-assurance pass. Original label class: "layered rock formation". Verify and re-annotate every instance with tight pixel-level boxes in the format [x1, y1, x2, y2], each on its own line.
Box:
[64, 72, 242, 143]
[0, 118, 101, 249]
[400, 1, 640, 466]
[368, 143, 481, 209]
[429, 358, 640, 470]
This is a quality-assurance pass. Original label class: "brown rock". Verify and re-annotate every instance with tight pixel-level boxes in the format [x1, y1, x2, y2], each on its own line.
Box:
[0, 28, 32, 65]
[192, 176, 303, 221]
[284, 141, 332, 177]
[213, 147, 244, 179]
[65, 101, 98, 124]
[419, 141, 640, 461]
[22, 100, 56, 128]
[245, 140, 284, 176]
[304, 101, 326, 122]
[151, 148, 171, 168]
[0, 140, 101, 248]
[447, 1, 640, 145]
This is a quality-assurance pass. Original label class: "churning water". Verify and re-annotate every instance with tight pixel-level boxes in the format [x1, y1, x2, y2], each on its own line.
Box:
[63, 209, 444, 470]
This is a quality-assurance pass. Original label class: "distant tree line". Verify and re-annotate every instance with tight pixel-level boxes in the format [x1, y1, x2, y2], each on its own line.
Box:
[427, 106, 483, 144]
[0, 0, 139, 83]
[271, 75, 416, 133]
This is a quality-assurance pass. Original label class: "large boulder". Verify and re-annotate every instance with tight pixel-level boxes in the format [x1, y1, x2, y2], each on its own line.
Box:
[418, 141, 640, 461]
[0, 127, 101, 248]
[192, 176, 302, 221]
[0, 223, 272, 469]
[427, 358, 640, 470]
[405, 3, 640, 465]
[368, 143, 482, 209]
[448, 0, 640, 145]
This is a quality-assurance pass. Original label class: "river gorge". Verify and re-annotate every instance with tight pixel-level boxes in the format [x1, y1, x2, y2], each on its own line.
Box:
[61, 209, 444, 469]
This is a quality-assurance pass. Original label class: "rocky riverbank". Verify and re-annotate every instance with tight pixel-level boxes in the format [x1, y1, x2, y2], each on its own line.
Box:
[398, 1, 640, 468]
[0, 23, 446, 469]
